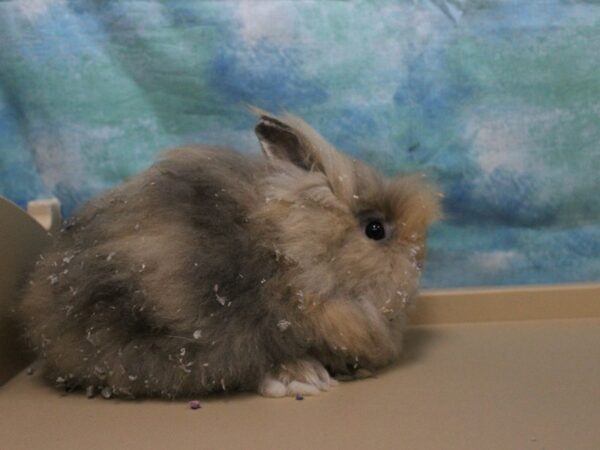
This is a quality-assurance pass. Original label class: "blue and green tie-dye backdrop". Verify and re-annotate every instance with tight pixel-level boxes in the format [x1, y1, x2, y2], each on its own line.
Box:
[1, 0, 599, 287]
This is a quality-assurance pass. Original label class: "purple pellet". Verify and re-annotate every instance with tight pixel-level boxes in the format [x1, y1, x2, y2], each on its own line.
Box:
[189, 400, 201, 410]
[295, 394, 304, 401]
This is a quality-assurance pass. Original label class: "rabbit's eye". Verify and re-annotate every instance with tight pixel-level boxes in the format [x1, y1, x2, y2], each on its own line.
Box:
[365, 220, 385, 240]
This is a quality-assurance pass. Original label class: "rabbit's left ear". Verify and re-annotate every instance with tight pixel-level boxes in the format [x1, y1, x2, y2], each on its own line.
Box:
[255, 115, 311, 170]
[252, 107, 356, 199]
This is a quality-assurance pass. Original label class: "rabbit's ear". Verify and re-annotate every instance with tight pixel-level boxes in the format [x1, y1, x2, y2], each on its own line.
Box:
[254, 113, 314, 171]
[252, 108, 356, 200]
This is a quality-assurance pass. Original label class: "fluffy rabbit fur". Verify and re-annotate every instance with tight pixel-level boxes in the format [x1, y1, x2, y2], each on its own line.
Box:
[20, 110, 441, 399]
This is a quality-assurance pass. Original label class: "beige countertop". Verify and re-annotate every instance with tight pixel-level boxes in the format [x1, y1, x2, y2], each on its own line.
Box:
[2, 318, 599, 450]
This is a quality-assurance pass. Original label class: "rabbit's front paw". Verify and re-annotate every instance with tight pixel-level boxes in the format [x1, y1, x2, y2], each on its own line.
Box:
[259, 357, 338, 398]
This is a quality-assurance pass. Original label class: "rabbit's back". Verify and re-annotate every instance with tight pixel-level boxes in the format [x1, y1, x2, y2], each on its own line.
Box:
[20, 146, 281, 396]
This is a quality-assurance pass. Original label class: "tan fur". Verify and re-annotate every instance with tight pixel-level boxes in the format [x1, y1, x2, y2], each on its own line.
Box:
[309, 299, 397, 366]
[253, 110, 442, 374]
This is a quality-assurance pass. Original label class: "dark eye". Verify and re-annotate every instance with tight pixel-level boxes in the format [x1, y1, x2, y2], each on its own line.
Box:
[365, 220, 386, 240]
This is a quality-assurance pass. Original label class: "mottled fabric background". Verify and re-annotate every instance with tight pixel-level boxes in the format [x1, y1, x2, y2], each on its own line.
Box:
[0, 0, 599, 287]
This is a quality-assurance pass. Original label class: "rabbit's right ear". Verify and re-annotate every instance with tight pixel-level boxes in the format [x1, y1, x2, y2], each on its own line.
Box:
[254, 112, 314, 171]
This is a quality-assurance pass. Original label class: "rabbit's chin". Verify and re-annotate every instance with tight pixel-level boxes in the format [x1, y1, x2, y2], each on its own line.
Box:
[295, 291, 407, 373]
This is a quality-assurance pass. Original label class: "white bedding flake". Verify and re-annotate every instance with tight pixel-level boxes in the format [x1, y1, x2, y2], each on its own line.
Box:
[214, 284, 227, 306]
[101, 387, 112, 399]
[296, 291, 305, 310]
[85, 385, 95, 398]
[277, 319, 291, 331]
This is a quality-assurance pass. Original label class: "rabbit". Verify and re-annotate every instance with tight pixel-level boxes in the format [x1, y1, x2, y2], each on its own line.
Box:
[19, 109, 441, 399]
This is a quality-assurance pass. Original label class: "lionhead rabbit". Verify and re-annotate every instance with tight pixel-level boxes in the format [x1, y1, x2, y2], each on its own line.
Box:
[20, 109, 441, 399]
